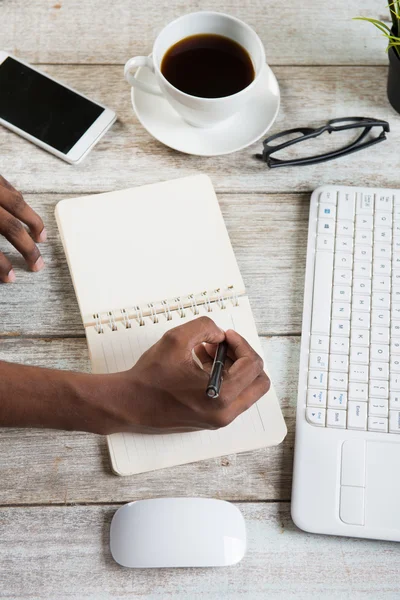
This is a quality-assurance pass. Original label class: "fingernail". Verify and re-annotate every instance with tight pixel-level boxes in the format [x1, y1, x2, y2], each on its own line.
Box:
[32, 256, 45, 272]
[5, 269, 16, 283]
[38, 227, 47, 243]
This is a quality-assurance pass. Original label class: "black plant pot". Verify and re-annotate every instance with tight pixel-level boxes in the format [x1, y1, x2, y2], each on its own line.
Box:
[388, 46, 400, 114]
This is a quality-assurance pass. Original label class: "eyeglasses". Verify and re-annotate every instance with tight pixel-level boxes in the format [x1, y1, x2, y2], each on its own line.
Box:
[256, 117, 390, 168]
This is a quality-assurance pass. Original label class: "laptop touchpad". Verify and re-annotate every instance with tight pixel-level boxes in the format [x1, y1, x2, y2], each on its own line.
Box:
[366, 441, 400, 530]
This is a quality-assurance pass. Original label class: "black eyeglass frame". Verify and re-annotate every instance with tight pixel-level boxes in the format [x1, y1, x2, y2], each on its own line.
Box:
[256, 117, 390, 168]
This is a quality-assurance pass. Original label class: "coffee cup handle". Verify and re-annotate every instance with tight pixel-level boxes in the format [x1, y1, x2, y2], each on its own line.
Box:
[124, 56, 163, 96]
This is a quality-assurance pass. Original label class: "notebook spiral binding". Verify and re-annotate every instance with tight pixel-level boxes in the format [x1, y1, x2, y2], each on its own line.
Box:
[92, 286, 240, 334]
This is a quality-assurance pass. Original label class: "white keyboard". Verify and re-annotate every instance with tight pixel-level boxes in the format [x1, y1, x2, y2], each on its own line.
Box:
[305, 186, 400, 434]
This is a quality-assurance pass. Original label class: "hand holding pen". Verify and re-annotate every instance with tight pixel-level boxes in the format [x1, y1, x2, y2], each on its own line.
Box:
[105, 316, 270, 435]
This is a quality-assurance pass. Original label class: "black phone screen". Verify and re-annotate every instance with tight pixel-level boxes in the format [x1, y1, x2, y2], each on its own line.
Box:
[0, 57, 105, 154]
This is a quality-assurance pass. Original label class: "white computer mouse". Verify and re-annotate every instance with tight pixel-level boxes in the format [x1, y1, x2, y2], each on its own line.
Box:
[110, 497, 246, 568]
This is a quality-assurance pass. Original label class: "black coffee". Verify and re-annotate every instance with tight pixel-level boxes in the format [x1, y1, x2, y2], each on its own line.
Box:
[161, 34, 255, 98]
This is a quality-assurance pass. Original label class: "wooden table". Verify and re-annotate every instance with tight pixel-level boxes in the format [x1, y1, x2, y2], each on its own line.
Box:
[1, 1, 400, 597]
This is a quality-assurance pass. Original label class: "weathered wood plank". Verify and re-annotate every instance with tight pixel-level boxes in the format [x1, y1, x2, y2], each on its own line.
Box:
[0, 66, 397, 195]
[0, 193, 309, 336]
[1, 503, 399, 600]
[0, 336, 297, 504]
[1, 0, 388, 66]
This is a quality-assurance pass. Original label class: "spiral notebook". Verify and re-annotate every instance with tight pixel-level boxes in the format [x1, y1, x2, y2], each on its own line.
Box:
[55, 175, 287, 476]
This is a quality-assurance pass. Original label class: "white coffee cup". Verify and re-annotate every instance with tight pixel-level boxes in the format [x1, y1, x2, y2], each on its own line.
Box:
[124, 11, 266, 128]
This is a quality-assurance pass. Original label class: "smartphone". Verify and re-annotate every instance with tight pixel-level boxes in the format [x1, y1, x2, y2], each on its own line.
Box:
[0, 52, 116, 164]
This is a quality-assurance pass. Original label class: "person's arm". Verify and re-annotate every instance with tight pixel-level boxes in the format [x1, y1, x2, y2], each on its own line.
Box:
[0, 175, 269, 434]
[0, 317, 269, 434]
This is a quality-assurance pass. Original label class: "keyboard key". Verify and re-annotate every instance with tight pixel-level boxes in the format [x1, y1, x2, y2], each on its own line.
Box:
[306, 407, 326, 426]
[327, 408, 346, 429]
[336, 236, 353, 253]
[332, 302, 350, 319]
[393, 256, 400, 270]
[369, 381, 389, 399]
[320, 190, 337, 205]
[338, 191, 355, 221]
[355, 230, 372, 246]
[352, 294, 370, 311]
[369, 398, 389, 416]
[375, 213, 392, 228]
[392, 286, 400, 303]
[330, 337, 349, 354]
[350, 347, 369, 364]
[353, 279, 371, 295]
[371, 344, 389, 362]
[391, 322, 400, 338]
[371, 326, 389, 344]
[334, 269, 352, 285]
[391, 356, 400, 373]
[371, 309, 390, 326]
[351, 310, 370, 329]
[347, 401, 368, 430]
[356, 214, 373, 229]
[354, 262, 371, 279]
[331, 319, 350, 336]
[368, 416, 388, 432]
[372, 276, 390, 292]
[316, 234, 334, 251]
[336, 222, 354, 237]
[308, 370, 328, 388]
[390, 394, 400, 409]
[354, 246, 372, 262]
[373, 259, 391, 276]
[335, 252, 352, 269]
[373, 242, 391, 260]
[390, 375, 400, 391]
[328, 372, 348, 390]
[329, 355, 349, 372]
[319, 203, 336, 219]
[328, 391, 347, 409]
[318, 220, 335, 234]
[349, 364, 369, 383]
[356, 192, 374, 214]
[310, 335, 329, 352]
[392, 303, 400, 320]
[333, 286, 351, 302]
[348, 383, 368, 401]
[351, 328, 370, 346]
[309, 352, 329, 370]
[370, 361, 389, 379]
[311, 251, 334, 335]
[391, 340, 400, 354]
[375, 227, 392, 243]
[389, 410, 400, 433]
[307, 389, 327, 407]
[372, 292, 390, 309]
[375, 193, 393, 212]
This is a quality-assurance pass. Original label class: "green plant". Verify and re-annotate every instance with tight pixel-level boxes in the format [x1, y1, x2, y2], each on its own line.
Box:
[354, 1, 400, 57]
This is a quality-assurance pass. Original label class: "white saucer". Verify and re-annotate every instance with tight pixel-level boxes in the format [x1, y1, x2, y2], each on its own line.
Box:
[131, 65, 280, 156]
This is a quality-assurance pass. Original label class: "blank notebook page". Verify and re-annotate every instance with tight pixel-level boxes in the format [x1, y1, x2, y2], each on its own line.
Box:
[55, 175, 245, 320]
[86, 297, 286, 475]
